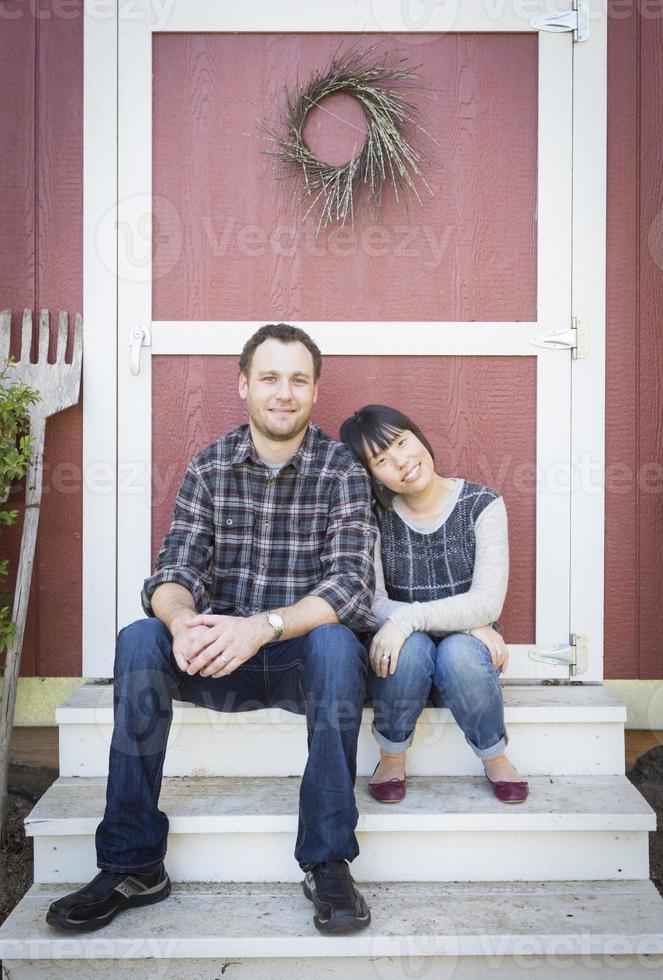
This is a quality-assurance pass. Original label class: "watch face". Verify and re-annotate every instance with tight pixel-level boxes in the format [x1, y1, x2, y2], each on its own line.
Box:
[269, 612, 284, 628]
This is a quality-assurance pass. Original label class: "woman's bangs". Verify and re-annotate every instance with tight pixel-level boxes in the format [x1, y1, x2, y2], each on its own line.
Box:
[362, 421, 403, 461]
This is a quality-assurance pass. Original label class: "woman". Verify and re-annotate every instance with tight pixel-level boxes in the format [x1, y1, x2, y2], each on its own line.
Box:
[340, 404, 528, 804]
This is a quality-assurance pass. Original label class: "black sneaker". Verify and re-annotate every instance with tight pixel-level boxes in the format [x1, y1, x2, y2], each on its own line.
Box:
[302, 860, 371, 934]
[46, 864, 171, 932]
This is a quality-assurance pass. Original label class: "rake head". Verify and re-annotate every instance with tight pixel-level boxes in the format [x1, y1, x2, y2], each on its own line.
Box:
[0, 309, 82, 418]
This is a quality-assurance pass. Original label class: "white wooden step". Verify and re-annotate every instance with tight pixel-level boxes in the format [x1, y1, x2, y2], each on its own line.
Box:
[27, 774, 653, 884]
[57, 682, 627, 777]
[2, 880, 663, 978]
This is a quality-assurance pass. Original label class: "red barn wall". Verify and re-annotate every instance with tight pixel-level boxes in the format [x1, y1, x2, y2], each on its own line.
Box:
[0, 1, 659, 678]
[604, 7, 663, 678]
[150, 31, 539, 646]
[0, 0, 83, 677]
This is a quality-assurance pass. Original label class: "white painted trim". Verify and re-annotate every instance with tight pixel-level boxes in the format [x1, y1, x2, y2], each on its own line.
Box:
[537, 32, 574, 337]
[100, 7, 589, 680]
[150, 0, 570, 33]
[82, 1, 118, 676]
[33, 828, 651, 885]
[116, 2, 154, 629]
[152, 321, 539, 356]
[570, 3, 607, 681]
[533, 31, 573, 659]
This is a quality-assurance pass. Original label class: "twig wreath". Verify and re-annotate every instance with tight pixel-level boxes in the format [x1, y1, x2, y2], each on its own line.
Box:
[264, 44, 432, 234]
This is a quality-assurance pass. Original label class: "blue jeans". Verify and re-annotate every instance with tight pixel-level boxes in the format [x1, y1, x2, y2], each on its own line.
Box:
[369, 631, 508, 760]
[95, 618, 368, 875]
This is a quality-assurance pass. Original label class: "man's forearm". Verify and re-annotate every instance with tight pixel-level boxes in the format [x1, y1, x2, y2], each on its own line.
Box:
[156, 591, 340, 655]
[267, 595, 339, 642]
[151, 582, 198, 633]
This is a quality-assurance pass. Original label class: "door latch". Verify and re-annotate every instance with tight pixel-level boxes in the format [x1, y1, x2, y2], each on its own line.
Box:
[129, 326, 151, 376]
[530, 318, 589, 359]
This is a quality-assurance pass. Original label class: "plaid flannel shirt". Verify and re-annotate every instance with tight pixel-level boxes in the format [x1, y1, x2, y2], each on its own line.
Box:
[141, 423, 378, 633]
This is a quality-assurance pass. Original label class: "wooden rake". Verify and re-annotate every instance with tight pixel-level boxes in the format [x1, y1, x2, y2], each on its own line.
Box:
[0, 309, 82, 842]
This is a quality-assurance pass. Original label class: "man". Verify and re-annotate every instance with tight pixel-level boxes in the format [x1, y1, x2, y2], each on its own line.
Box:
[47, 324, 378, 935]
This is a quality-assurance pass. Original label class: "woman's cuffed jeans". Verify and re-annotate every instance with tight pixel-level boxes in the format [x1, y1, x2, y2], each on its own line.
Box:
[369, 631, 508, 760]
[95, 618, 368, 876]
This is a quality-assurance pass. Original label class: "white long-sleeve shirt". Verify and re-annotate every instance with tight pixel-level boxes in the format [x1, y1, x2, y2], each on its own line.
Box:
[372, 479, 509, 637]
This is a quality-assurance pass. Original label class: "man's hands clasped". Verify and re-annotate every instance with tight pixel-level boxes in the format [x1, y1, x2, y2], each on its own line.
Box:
[170, 612, 271, 678]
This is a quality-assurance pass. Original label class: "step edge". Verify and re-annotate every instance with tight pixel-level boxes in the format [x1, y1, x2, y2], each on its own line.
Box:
[2, 934, 663, 960]
[26, 775, 656, 831]
[26, 814, 657, 836]
[56, 707, 629, 725]
[2, 874, 663, 965]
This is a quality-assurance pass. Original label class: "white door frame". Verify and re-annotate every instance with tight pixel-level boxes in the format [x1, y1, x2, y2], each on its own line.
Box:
[83, 0, 606, 680]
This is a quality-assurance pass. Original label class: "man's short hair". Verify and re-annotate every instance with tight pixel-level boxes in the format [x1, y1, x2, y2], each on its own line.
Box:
[239, 324, 322, 381]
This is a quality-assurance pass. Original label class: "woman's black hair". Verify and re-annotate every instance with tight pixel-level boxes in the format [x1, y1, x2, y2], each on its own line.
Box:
[339, 404, 435, 509]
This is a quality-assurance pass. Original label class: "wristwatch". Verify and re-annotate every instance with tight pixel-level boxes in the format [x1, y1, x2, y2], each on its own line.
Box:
[265, 611, 285, 642]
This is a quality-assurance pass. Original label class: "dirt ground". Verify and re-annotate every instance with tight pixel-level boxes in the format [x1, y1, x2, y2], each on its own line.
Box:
[0, 754, 662, 930]
[628, 746, 663, 898]
[0, 763, 58, 927]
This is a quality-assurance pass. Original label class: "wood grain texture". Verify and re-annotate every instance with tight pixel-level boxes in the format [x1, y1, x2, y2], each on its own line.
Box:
[0, 4, 83, 677]
[0, 14, 657, 678]
[0, 8, 38, 675]
[151, 354, 536, 643]
[0, 7, 35, 347]
[637, 11, 663, 679]
[152, 32, 537, 323]
[34, 4, 83, 677]
[604, 3, 640, 678]
[9, 726, 59, 769]
[0, 311, 81, 838]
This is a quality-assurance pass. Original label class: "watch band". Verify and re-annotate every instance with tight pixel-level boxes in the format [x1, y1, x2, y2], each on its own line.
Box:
[266, 611, 284, 642]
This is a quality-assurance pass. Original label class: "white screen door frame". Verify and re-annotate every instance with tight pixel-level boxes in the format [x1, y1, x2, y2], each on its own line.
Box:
[83, 0, 607, 680]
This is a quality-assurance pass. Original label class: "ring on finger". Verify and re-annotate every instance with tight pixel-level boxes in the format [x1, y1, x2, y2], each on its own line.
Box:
[219, 654, 230, 665]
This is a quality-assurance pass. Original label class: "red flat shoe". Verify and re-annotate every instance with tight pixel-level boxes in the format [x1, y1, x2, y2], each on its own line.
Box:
[368, 763, 406, 803]
[485, 774, 529, 803]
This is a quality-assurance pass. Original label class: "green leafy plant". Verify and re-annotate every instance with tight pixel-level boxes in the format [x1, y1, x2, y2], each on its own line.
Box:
[0, 358, 40, 658]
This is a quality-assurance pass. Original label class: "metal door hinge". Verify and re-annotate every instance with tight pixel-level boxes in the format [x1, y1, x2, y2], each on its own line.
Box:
[530, 1, 589, 42]
[130, 326, 151, 376]
[528, 633, 589, 676]
[530, 317, 589, 359]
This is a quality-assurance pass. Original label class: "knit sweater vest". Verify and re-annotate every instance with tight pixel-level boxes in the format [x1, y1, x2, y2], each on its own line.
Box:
[377, 480, 501, 603]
